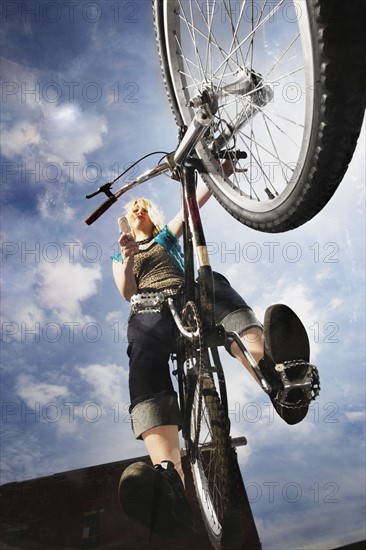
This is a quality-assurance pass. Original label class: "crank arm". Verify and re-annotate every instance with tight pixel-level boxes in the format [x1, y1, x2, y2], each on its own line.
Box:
[226, 331, 272, 394]
[167, 298, 199, 340]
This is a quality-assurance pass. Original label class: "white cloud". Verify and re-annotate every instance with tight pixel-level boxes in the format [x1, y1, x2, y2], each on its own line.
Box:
[77, 362, 129, 405]
[37, 190, 76, 222]
[1, 57, 108, 184]
[105, 310, 124, 324]
[345, 411, 366, 423]
[1, 257, 102, 346]
[41, 103, 108, 167]
[69, 362, 139, 468]
[0, 429, 51, 483]
[15, 374, 69, 405]
[328, 297, 343, 310]
[0, 120, 43, 158]
[1, 66, 109, 222]
[0, 58, 42, 111]
[4, 301, 46, 330]
[1, 101, 108, 170]
[36, 258, 102, 324]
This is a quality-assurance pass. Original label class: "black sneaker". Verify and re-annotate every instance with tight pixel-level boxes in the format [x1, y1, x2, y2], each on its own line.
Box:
[261, 304, 320, 425]
[118, 460, 194, 538]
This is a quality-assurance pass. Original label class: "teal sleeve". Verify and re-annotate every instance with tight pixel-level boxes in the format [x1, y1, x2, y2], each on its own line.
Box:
[154, 226, 184, 272]
[111, 252, 123, 263]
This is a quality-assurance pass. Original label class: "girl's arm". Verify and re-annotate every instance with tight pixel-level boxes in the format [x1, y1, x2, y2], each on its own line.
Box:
[167, 179, 212, 238]
[112, 233, 138, 301]
[167, 157, 237, 237]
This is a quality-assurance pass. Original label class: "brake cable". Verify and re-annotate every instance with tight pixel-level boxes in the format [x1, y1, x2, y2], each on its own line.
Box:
[85, 151, 171, 200]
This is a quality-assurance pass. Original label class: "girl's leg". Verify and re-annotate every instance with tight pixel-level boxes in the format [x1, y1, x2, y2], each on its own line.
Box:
[142, 425, 184, 485]
[230, 326, 264, 385]
[212, 272, 264, 383]
[229, 310, 314, 426]
[139, 329, 264, 491]
[128, 312, 184, 479]
[140, 330, 264, 488]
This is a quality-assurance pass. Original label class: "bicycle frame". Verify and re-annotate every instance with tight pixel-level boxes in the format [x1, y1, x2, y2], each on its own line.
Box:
[167, 159, 278, 450]
[169, 162, 230, 440]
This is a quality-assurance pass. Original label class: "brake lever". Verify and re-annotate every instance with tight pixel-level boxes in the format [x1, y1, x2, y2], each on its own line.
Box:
[85, 182, 114, 200]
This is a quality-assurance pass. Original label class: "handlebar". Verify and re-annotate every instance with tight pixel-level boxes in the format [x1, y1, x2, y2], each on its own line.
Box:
[84, 161, 171, 225]
[85, 194, 118, 225]
[84, 148, 247, 226]
[84, 91, 249, 226]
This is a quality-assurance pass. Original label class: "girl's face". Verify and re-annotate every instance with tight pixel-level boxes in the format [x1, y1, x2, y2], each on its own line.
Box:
[131, 204, 154, 236]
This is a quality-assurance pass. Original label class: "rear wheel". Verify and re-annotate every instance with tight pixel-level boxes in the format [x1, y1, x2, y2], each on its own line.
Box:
[154, 0, 365, 232]
[188, 372, 241, 549]
[176, 268, 259, 548]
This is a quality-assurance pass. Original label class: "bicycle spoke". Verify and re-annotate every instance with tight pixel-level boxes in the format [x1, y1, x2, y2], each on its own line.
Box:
[261, 112, 290, 187]
[244, 0, 270, 67]
[265, 33, 301, 80]
[222, 0, 246, 68]
[261, 110, 302, 148]
[212, 0, 286, 79]
[178, 2, 206, 80]
[264, 108, 305, 129]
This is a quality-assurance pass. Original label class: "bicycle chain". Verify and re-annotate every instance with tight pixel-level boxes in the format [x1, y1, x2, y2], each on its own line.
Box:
[182, 301, 205, 453]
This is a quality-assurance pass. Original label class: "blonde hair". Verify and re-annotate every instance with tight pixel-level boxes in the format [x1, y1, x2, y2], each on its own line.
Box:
[124, 197, 165, 238]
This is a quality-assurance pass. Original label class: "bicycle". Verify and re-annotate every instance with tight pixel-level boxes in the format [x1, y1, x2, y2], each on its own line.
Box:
[84, 1, 363, 546]
[84, 88, 319, 550]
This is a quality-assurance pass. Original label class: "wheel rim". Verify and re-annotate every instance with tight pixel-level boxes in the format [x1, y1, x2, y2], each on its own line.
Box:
[163, 0, 315, 215]
[190, 378, 226, 539]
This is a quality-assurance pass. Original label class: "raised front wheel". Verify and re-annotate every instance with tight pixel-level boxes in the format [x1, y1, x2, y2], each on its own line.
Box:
[154, 0, 365, 232]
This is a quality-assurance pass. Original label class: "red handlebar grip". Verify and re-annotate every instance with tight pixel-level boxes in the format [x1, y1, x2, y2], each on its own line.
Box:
[85, 195, 118, 225]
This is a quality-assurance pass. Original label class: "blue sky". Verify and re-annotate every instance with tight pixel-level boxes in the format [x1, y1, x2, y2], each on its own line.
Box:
[1, 1, 365, 549]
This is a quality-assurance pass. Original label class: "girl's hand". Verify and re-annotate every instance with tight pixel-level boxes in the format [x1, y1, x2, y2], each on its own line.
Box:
[118, 232, 139, 263]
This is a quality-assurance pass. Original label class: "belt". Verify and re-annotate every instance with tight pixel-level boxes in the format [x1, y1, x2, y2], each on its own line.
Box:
[130, 291, 172, 315]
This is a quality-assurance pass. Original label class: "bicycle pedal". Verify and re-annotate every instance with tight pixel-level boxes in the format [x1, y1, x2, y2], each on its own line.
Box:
[274, 362, 320, 406]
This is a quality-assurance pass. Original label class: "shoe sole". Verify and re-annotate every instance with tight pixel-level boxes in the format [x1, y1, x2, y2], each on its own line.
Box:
[264, 304, 311, 424]
[118, 462, 192, 538]
[264, 304, 310, 365]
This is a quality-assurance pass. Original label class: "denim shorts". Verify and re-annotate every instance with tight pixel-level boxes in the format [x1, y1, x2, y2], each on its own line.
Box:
[127, 272, 262, 439]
